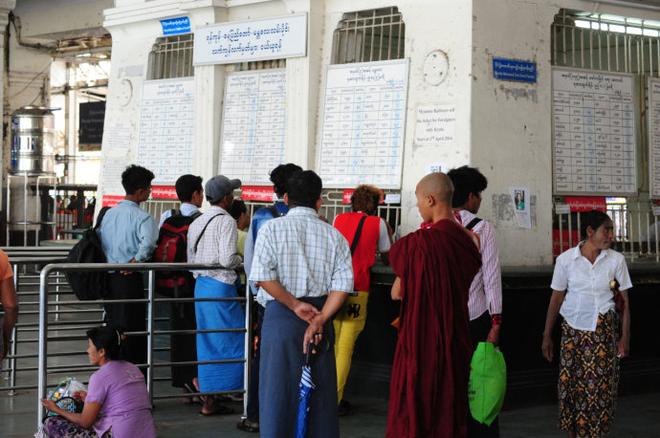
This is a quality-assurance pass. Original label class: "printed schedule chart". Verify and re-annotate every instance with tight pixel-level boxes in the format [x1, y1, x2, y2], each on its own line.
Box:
[647, 78, 660, 198]
[219, 70, 286, 185]
[319, 59, 409, 189]
[137, 78, 195, 184]
[552, 68, 637, 196]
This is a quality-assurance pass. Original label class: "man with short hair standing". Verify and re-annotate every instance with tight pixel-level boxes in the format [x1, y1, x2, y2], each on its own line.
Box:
[250, 170, 353, 438]
[98, 164, 159, 368]
[448, 165, 503, 438]
[158, 174, 204, 227]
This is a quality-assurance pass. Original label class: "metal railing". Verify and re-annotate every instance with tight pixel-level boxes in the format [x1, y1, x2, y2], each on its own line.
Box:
[553, 199, 660, 261]
[27, 262, 251, 428]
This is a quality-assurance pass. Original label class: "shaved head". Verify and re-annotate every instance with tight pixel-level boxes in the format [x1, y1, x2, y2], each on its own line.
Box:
[416, 173, 454, 204]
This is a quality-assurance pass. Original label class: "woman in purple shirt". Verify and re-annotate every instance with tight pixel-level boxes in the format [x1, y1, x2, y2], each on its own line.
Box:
[41, 326, 156, 438]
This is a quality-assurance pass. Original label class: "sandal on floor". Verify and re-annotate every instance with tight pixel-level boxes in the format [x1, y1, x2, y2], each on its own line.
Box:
[199, 404, 234, 416]
[236, 418, 260, 433]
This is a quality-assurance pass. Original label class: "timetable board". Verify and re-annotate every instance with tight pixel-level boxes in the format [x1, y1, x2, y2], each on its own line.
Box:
[137, 78, 195, 184]
[552, 68, 637, 196]
[319, 59, 409, 189]
[648, 78, 660, 198]
[219, 70, 286, 184]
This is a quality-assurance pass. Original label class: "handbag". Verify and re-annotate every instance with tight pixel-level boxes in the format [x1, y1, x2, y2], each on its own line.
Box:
[468, 342, 507, 425]
[609, 279, 625, 315]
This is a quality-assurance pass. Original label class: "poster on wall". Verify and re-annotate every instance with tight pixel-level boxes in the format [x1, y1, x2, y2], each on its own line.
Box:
[136, 78, 195, 185]
[647, 78, 660, 199]
[318, 59, 410, 189]
[552, 67, 637, 196]
[510, 186, 532, 229]
[219, 70, 286, 185]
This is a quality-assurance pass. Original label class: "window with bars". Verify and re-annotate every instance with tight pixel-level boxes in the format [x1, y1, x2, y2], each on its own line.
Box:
[332, 7, 405, 64]
[147, 34, 194, 80]
[235, 59, 286, 72]
[552, 9, 660, 76]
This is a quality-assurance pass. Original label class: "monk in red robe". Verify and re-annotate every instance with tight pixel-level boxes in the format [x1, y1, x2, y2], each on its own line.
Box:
[387, 173, 482, 438]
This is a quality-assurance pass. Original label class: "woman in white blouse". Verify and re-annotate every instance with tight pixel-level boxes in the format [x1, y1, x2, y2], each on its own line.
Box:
[542, 210, 631, 438]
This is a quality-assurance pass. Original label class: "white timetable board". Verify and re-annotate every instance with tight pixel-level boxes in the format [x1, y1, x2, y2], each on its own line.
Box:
[137, 78, 195, 184]
[648, 78, 660, 198]
[319, 59, 409, 189]
[552, 68, 637, 196]
[219, 70, 286, 184]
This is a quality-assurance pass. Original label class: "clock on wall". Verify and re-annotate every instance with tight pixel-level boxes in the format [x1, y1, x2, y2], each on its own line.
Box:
[423, 50, 449, 86]
[116, 78, 133, 107]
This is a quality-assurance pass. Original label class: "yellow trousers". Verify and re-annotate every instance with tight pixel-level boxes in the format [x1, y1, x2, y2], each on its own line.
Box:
[333, 291, 368, 403]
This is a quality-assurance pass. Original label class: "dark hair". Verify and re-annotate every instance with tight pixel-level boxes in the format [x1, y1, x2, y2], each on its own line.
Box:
[287, 170, 322, 209]
[270, 163, 303, 198]
[580, 210, 612, 239]
[121, 165, 155, 195]
[447, 166, 488, 208]
[228, 199, 247, 222]
[351, 185, 381, 214]
[86, 326, 122, 360]
[175, 174, 203, 202]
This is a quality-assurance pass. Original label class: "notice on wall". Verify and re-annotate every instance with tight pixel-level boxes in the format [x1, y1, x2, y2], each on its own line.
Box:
[100, 149, 130, 196]
[510, 186, 532, 229]
[647, 78, 660, 199]
[552, 68, 637, 196]
[414, 104, 455, 146]
[318, 59, 409, 189]
[219, 70, 286, 184]
[137, 78, 195, 185]
[193, 14, 307, 65]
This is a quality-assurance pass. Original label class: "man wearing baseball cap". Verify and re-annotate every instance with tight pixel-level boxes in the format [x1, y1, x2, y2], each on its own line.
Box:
[187, 175, 244, 416]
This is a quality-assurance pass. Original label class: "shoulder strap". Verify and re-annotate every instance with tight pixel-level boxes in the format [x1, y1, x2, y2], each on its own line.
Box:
[267, 205, 281, 218]
[465, 217, 482, 231]
[94, 207, 111, 231]
[193, 213, 225, 254]
[350, 215, 368, 255]
[191, 211, 203, 220]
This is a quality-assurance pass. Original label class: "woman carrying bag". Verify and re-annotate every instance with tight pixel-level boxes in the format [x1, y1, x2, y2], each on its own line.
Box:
[542, 210, 632, 438]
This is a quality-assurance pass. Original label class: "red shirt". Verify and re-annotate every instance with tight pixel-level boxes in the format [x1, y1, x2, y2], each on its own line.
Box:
[334, 212, 381, 291]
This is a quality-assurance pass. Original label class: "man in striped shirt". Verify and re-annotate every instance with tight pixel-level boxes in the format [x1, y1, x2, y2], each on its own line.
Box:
[448, 166, 502, 438]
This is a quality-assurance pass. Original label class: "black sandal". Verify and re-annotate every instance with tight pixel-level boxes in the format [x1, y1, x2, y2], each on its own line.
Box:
[236, 418, 260, 432]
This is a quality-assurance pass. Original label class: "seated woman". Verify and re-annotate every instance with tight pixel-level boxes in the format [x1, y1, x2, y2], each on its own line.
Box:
[41, 326, 156, 438]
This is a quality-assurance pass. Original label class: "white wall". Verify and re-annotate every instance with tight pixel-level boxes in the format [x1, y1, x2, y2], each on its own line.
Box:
[471, 0, 660, 266]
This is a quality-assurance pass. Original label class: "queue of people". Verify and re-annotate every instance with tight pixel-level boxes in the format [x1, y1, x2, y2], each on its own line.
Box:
[0, 161, 630, 438]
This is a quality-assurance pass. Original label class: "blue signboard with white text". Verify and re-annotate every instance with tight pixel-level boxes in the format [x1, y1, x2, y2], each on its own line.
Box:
[161, 16, 191, 36]
[492, 57, 537, 83]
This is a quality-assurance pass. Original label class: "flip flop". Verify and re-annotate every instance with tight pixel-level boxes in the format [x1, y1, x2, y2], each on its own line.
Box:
[199, 404, 234, 416]
[236, 418, 260, 433]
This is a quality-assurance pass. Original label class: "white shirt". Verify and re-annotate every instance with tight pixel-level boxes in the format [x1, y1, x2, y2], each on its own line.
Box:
[187, 206, 242, 285]
[551, 244, 632, 331]
[249, 207, 354, 307]
[158, 202, 200, 227]
[457, 210, 502, 320]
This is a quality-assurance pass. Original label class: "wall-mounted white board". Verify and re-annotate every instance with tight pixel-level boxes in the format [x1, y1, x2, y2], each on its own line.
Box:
[318, 59, 409, 189]
[136, 78, 195, 185]
[219, 69, 286, 184]
[648, 78, 660, 199]
[552, 68, 637, 196]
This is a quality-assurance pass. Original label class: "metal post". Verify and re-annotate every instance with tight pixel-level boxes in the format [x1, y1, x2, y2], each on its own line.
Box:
[6, 177, 11, 246]
[37, 265, 51, 428]
[243, 280, 252, 418]
[8, 264, 19, 395]
[146, 270, 155, 400]
[23, 174, 28, 246]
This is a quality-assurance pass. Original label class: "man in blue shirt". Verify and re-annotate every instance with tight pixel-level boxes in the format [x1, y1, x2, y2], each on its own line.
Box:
[97, 165, 158, 370]
[238, 163, 301, 433]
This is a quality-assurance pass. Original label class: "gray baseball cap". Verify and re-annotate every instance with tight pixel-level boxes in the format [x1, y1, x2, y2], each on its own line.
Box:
[205, 175, 241, 204]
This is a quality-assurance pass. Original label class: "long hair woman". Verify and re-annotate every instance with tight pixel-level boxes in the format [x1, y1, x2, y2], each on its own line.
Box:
[41, 326, 156, 438]
[542, 210, 632, 438]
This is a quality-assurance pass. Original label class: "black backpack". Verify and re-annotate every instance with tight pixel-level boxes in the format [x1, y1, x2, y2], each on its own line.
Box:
[154, 209, 202, 297]
[65, 207, 111, 300]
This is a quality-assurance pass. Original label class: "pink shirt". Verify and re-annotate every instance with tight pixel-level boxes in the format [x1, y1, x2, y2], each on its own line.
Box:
[456, 210, 503, 320]
[86, 361, 156, 438]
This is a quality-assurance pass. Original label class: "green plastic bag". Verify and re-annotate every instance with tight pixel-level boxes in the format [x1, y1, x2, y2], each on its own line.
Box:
[468, 342, 507, 425]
